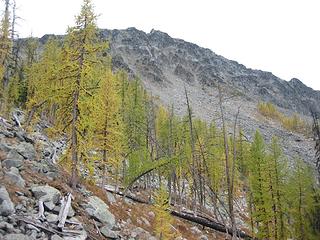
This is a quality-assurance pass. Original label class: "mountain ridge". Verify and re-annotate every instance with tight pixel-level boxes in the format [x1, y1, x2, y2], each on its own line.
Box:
[96, 27, 319, 115]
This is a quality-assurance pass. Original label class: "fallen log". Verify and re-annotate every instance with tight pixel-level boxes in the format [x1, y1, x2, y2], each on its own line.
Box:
[16, 216, 75, 237]
[104, 187, 149, 204]
[171, 210, 253, 239]
[105, 187, 254, 239]
[12, 112, 21, 128]
[58, 193, 73, 228]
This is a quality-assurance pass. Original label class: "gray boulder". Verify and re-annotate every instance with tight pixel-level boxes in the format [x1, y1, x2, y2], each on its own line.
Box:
[199, 235, 209, 240]
[2, 149, 24, 169]
[5, 167, 25, 188]
[0, 186, 15, 216]
[15, 142, 36, 161]
[45, 213, 58, 223]
[84, 196, 115, 228]
[31, 185, 61, 210]
[106, 192, 116, 203]
[100, 225, 118, 239]
[0, 221, 15, 233]
[63, 230, 87, 240]
[0, 142, 11, 152]
[3, 233, 31, 240]
[130, 227, 154, 239]
[51, 234, 63, 240]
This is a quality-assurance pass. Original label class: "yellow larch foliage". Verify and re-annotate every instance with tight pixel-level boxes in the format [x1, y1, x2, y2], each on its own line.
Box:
[91, 70, 125, 184]
[153, 186, 177, 240]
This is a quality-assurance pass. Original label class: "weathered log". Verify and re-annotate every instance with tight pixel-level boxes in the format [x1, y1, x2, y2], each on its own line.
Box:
[105, 187, 254, 239]
[171, 210, 253, 239]
[104, 187, 149, 204]
[58, 193, 72, 228]
[58, 196, 66, 220]
[16, 216, 75, 237]
[12, 112, 21, 128]
[38, 200, 45, 219]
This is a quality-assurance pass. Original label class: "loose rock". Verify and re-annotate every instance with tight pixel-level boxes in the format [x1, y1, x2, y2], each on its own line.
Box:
[100, 225, 118, 239]
[3, 233, 31, 240]
[84, 196, 116, 228]
[0, 186, 15, 216]
[15, 142, 36, 161]
[5, 167, 25, 188]
[2, 149, 24, 169]
[31, 185, 61, 208]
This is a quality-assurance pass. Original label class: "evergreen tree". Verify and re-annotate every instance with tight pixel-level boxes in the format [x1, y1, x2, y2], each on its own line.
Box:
[25, 37, 61, 126]
[122, 79, 149, 185]
[0, 0, 11, 84]
[153, 185, 176, 239]
[287, 158, 318, 240]
[92, 69, 124, 186]
[266, 137, 288, 239]
[0, 0, 12, 113]
[53, 0, 107, 187]
[248, 130, 271, 239]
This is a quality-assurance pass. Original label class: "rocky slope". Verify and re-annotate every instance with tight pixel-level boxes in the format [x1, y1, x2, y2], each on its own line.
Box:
[0, 116, 230, 240]
[96, 28, 318, 164]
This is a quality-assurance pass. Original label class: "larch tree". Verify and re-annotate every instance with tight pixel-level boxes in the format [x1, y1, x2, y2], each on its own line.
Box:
[287, 158, 318, 240]
[0, 0, 12, 113]
[54, 0, 107, 188]
[25, 37, 61, 127]
[92, 69, 125, 188]
[122, 79, 149, 186]
[248, 130, 271, 239]
[153, 185, 176, 240]
[266, 137, 288, 239]
[0, 0, 11, 82]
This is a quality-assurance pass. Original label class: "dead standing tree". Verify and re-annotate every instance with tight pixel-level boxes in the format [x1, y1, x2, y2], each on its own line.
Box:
[218, 84, 239, 239]
[311, 109, 320, 181]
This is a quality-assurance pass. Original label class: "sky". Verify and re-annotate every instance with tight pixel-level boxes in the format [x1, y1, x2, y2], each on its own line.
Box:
[9, 0, 320, 90]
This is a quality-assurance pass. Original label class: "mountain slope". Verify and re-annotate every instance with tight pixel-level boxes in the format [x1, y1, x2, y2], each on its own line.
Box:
[94, 27, 317, 163]
[100, 27, 320, 115]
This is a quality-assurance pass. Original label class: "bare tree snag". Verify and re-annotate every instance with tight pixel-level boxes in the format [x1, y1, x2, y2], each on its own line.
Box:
[184, 87, 198, 211]
[218, 85, 237, 239]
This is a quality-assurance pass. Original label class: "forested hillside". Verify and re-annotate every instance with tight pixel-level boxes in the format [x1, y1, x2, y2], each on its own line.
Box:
[0, 0, 320, 239]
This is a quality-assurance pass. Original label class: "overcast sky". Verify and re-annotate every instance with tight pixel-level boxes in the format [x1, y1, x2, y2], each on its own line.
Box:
[10, 0, 320, 90]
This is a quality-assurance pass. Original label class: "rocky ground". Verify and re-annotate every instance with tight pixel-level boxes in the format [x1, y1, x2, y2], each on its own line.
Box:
[0, 116, 232, 239]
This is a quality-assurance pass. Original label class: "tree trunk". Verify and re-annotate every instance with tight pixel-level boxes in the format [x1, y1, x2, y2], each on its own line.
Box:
[184, 87, 198, 211]
[218, 85, 237, 239]
[70, 88, 79, 189]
